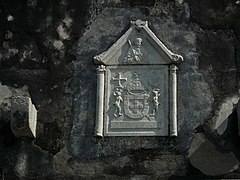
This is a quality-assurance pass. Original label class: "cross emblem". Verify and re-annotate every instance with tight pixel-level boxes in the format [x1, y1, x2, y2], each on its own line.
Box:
[112, 73, 127, 87]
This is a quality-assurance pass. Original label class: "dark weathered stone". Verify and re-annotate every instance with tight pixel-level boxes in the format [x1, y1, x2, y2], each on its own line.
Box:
[0, 83, 12, 104]
[0, 0, 240, 179]
[188, 133, 239, 176]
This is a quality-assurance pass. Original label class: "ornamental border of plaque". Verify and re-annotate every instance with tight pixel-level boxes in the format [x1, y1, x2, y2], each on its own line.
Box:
[93, 19, 183, 137]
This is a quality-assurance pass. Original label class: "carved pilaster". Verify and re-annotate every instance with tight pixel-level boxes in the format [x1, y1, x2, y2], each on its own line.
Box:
[170, 65, 178, 136]
[95, 65, 106, 137]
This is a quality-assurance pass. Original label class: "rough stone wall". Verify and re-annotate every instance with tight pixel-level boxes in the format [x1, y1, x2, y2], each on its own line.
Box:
[0, 0, 239, 179]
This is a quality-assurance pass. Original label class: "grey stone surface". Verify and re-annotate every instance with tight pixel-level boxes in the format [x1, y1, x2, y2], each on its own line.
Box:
[188, 133, 240, 176]
[209, 95, 239, 135]
[0, 82, 12, 104]
[0, 85, 30, 130]
[104, 65, 169, 136]
[216, 117, 229, 135]
[0, 0, 239, 179]
[10, 96, 37, 138]
[237, 102, 240, 136]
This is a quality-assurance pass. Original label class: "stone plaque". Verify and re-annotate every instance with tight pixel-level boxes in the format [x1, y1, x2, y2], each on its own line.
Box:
[94, 20, 183, 137]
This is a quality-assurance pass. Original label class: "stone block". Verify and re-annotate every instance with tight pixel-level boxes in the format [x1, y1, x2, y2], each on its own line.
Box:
[10, 96, 37, 138]
[209, 95, 239, 135]
[188, 133, 239, 176]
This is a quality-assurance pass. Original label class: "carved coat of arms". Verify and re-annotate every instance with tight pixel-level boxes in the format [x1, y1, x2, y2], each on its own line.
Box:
[111, 71, 162, 123]
[93, 19, 183, 137]
[112, 73, 152, 120]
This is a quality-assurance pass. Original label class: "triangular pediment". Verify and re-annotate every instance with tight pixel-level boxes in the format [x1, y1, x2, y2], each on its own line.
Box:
[94, 20, 183, 65]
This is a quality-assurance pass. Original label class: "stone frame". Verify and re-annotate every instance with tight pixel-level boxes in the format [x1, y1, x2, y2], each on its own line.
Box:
[94, 20, 183, 137]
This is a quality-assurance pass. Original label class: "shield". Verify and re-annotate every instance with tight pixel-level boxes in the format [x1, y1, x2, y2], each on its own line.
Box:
[124, 94, 150, 119]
